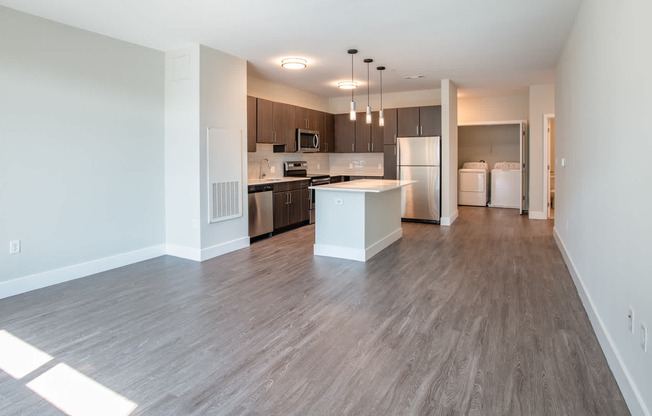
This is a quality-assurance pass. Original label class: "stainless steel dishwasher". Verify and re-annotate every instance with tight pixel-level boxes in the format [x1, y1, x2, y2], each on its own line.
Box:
[248, 184, 274, 239]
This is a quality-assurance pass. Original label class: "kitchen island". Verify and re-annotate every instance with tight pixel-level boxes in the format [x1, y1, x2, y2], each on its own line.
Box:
[310, 179, 414, 262]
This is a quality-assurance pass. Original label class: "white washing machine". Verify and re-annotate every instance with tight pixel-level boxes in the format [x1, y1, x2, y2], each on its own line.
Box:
[458, 161, 489, 206]
[490, 161, 521, 209]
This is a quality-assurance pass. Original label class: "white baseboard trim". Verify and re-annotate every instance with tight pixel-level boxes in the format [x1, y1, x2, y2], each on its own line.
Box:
[0, 245, 166, 300]
[314, 243, 365, 262]
[165, 244, 201, 261]
[553, 228, 649, 416]
[314, 228, 402, 262]
[364, 228, 402, 261]
[440, 209, 458, 226]
[200, 237, 250, 261]
[528, 211, 548, 220]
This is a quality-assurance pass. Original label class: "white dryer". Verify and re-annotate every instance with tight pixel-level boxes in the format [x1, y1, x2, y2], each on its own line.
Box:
[490, 161, 521, 209]
[458, 161, 489, 206]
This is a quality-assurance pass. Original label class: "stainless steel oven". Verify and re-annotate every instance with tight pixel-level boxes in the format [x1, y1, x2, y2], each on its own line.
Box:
[284, 161, 330, 224]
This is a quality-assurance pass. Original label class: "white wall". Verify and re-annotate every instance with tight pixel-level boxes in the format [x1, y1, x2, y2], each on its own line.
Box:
[248, 76, 330, 112]
[441, 80, 458, 226]
[528, 84, 555, 219]
[164, 46, 201, 258]
[165, 45, 250, 261]
[458, 93, 529, 125]
[329, 88, 441, 114]
[0, 6, 165, 298]
[199, 46, 250, 259]
[555, 1, 652, 414]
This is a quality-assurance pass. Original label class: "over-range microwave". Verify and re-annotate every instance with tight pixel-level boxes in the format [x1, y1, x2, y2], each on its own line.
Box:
[297, 129, 320, 152]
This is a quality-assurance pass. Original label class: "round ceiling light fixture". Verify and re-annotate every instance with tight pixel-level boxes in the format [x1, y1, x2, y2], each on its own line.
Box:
[281, 57, 307, 69]
[337, 80, 358, 89]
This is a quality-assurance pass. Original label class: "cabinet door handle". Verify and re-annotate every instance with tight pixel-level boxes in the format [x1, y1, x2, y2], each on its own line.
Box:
[416, 126, 419, 136]
[352, 143, 354, 152]
[367, 143, 370, 152]
[372, 143, 374, 152]
[289, 192, 292, 204]
[420, 125, 423, 136]
[394, 134, 397, 144]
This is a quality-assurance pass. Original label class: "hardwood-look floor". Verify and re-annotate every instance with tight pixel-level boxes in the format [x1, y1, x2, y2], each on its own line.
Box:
[0, 207, 629, 415]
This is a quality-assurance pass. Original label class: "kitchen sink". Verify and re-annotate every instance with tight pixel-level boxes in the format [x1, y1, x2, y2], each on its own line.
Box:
[263, 178, 284, 182]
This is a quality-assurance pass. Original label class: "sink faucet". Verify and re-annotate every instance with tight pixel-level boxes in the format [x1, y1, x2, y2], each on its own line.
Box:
[260, 159, 271, 179]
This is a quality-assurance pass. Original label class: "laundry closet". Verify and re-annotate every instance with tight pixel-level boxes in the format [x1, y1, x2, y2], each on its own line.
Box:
[457, 121, 528, 213]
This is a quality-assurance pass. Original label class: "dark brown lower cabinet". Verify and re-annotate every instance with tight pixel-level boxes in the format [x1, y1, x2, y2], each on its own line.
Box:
[273, 181, 309, 230]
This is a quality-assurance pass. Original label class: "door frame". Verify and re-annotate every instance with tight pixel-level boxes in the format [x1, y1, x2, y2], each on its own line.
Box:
[542, 114, 555, 219]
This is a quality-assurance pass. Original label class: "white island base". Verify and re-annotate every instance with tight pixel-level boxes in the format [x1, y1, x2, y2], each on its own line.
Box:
[311, 179, 414, 262]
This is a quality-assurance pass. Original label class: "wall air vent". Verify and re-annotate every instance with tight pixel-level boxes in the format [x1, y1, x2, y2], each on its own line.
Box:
[208, 128, 243, 223]
[211, 181, 240, 221]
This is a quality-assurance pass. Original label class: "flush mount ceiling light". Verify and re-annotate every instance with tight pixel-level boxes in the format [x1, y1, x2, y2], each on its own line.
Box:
[364, 58, 373, 124]
[346, 49, 358, 121]
[281, 57, 307, 69]
[337, 80, 358, 89]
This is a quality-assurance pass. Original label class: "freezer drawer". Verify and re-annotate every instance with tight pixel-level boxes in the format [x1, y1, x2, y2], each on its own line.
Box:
[399, 166, 440, 222]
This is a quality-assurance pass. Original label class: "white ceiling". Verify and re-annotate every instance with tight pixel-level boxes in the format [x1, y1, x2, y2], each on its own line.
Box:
[0, 0, 583, 97]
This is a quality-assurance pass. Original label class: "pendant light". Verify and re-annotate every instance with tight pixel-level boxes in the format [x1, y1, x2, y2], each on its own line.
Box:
[347, 49, 358, 121]
[377, 66, 385, 127]
[364, 58, 373, 124]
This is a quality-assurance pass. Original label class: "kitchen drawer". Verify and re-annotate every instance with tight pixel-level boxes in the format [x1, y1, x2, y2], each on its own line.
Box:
[273, 179, 309, 192]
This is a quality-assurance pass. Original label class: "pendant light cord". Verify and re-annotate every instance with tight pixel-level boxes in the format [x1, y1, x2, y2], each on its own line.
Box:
[367, 62, 370, 107]
[380, 71, 383, 110]
[351, 53, 354, 101]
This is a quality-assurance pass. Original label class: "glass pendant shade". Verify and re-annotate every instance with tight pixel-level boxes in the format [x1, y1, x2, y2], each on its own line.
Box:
[379, 109, 385, 127]
[366, 106, 372, 124]
[350, 100, 356, 120]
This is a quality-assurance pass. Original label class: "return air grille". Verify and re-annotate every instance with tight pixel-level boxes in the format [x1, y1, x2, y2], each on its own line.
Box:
[211, 181, 240, 222]
[207, 128, 243, 224]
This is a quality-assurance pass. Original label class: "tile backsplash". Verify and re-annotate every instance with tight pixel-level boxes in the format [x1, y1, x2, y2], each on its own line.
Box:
[247, 145, 384, 180]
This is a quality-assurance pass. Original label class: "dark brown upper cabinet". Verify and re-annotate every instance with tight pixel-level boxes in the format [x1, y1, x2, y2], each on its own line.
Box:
[334, 113, 355, 153]
[256, 98, 296, 151]
[397, 106, 441, 137]
[247, 96, 257, 152]
[382, 108, 398, 144]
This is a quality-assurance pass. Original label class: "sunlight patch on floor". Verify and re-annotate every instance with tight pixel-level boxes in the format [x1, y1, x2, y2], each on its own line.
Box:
[26, 363, 137, 416]
[0, 329, 53, 379]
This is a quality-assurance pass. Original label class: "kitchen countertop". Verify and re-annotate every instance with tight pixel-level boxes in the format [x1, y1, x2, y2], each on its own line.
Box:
[310, 179, 415, 193]
[328, 172, 383, 177]
[248, 177, 309, 185]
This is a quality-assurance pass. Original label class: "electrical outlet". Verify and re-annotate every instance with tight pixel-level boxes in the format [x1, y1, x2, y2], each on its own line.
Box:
[317, 163, 320, 170]
[628, 307, 635, 334]
[335, 198, 343, 205]
[349, 163, 353, 169]
[641, 323, 648, 353]
[270, 166, 276, 173]
[9, 240, 21, 254]
[378, 163, 382, 170]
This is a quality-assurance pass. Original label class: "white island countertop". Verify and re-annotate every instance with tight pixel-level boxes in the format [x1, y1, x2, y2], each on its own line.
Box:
[310, 179, 415, 193]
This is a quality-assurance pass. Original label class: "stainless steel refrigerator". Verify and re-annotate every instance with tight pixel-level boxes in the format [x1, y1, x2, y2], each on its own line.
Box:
[397, 136, 441, 223]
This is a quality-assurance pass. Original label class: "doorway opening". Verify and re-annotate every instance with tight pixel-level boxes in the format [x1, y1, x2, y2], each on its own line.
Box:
[543, 115, 555, 219]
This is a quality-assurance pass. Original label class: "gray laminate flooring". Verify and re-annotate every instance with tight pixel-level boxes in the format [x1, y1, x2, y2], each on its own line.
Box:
[0, 207, 629, 415]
